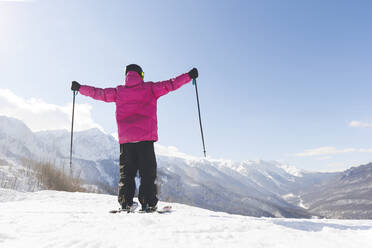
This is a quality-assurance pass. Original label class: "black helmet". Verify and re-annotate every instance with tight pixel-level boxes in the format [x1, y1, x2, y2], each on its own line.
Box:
[125, 64, 144, 78]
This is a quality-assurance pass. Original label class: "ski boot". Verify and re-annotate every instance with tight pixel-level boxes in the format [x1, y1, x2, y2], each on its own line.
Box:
[139, 204, 158, 213]
[121, 202, 138, 213]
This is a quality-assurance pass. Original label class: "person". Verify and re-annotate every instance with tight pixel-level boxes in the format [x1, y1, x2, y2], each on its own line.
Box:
[71, 64, 198, 212]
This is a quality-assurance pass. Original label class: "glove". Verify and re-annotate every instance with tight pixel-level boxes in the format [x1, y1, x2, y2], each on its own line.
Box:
[188, 68, 198, 80]
[71, 81, 81, 91]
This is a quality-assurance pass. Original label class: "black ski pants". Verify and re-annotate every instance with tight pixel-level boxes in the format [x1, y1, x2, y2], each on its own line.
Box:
[118, 141, 158, 207]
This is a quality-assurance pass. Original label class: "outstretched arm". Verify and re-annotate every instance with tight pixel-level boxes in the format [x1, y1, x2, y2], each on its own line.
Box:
[151, 68, 198, 99]
[71, 81, 117, 103]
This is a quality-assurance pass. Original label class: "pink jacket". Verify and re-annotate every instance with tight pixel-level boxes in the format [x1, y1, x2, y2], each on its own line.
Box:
[79, 71, 192, 144]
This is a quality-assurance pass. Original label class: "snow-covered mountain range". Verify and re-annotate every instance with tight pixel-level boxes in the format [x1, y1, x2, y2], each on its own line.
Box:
[301, 163, 372, 219]
[1, 115, 371, 219]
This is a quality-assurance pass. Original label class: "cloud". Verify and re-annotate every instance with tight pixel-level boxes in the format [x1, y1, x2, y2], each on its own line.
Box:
[154, 143, 198, 160]
[295, 146, 372, 157]
[315, 156, 333, 161]
[0, 88, 104, 132]
[349, 121, 372, 128]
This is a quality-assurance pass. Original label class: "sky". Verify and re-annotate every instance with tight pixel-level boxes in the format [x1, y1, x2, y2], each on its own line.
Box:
[1, 0, 372, 172]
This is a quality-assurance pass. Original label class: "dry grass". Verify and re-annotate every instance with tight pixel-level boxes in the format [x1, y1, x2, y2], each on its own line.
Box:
[21, 158, 86, 192]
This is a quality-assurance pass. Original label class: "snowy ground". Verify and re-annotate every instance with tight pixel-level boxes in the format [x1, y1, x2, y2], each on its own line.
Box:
[1, 189, 372, 248]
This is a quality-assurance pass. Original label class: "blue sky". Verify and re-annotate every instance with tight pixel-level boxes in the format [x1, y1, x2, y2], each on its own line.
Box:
[1, 0, 372, 172]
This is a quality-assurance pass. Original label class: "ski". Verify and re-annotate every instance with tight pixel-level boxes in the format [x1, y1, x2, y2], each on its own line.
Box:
[110, 204, 172, 214]
[138, 205, 172, 214]
[157, 205, 172, 214]
[109, 202, 138, 214]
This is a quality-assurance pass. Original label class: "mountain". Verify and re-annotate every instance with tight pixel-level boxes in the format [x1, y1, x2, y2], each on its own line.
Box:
[302, 163, 372, 219]
[0, 116, 120, 190]
[1, 189, 372, 248]
[1, 115, 316, 218]
[35, 128, 119, 187]
[155, 156, 315, 218]
[2, 115, 372, 219]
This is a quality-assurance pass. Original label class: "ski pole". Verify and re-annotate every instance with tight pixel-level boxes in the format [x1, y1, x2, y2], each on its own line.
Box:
[193, 78, 207, 157]
[69, 90, 78, 175]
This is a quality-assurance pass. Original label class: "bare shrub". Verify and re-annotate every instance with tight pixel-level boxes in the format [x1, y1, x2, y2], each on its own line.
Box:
[11, 176, 18, 190]
[21, 159, 86, 192]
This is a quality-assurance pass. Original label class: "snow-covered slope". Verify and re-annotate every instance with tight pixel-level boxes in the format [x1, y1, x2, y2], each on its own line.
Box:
[0, 158, 40, 192]
[0, 189, 371, 248]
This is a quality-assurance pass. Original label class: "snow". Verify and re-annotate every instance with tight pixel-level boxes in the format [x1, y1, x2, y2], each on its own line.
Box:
[299, 198, 308, 209]
[279, 163, 304, 177]
[1, 189, 372, 248]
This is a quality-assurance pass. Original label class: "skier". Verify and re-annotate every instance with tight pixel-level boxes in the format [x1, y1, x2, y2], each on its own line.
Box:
[71, 64, 198, 212]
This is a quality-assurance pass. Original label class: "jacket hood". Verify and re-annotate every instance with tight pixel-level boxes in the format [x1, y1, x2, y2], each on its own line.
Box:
[125, 71, 143, 87]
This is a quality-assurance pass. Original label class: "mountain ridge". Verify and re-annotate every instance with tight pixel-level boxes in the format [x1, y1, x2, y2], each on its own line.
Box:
[1, 115, 372, 219]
